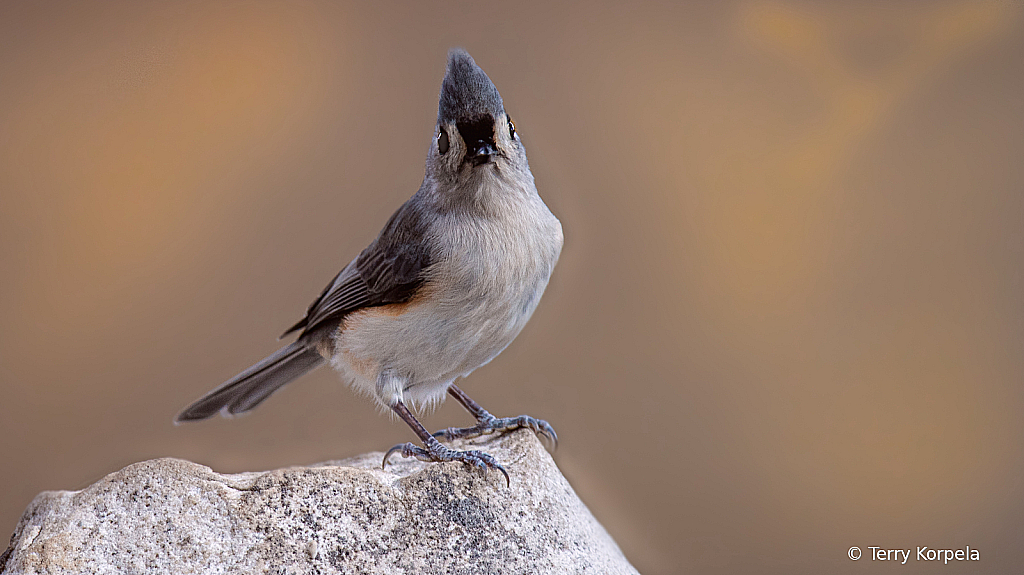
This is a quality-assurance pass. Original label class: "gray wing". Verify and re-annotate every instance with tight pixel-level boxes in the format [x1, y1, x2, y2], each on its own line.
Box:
[281, 199, 432, 338]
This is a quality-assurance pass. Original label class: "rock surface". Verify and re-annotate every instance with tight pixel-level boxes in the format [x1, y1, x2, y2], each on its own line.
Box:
[1, 430, 638, 574]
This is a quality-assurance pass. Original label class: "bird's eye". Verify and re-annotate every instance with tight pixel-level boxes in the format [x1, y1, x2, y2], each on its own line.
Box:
[438, 128, 449, 154]
[508, 118, 516, 139]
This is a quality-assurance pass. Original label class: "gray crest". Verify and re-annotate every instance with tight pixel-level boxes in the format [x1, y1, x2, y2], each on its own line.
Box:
[438, 49, 504, 124]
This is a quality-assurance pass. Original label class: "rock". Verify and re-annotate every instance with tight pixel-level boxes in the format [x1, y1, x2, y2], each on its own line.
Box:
[1, 430, 639, 574]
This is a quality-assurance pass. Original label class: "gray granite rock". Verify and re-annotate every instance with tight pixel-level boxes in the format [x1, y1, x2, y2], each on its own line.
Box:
[1, 430, 638, 574]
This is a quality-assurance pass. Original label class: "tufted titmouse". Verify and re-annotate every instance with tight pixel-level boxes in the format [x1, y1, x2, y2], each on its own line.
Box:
[176, 49, 562, 483]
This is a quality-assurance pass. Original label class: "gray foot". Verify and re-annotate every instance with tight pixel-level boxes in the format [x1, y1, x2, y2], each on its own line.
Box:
[382, 436, 509, 486]
[432, 414, 557, 446]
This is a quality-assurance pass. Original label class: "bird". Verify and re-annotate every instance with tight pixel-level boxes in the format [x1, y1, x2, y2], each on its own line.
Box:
[175, 49, 563, 484]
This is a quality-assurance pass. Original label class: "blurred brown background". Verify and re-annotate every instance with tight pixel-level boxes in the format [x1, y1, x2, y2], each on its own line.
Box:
[1, 1, 1022, 573]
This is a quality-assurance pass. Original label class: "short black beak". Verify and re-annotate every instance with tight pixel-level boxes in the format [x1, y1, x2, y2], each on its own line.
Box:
[469, 140, 497, 165]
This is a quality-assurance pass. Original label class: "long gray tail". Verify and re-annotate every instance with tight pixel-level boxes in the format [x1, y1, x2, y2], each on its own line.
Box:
[175, 342, 325, 422]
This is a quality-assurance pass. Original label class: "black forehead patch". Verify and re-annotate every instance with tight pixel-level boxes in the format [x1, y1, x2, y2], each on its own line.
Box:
[438, 49, 504, 124]
[456, 116, 495, 146]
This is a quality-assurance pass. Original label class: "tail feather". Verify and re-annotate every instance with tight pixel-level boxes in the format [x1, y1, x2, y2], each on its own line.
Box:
[175, 343, 325, 422]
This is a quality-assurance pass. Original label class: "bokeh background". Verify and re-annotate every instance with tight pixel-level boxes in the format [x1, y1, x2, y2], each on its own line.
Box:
[2, 1, 1022, 573]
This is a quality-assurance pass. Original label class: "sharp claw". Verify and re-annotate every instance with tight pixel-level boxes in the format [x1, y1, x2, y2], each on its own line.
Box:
[468, 450, 509, 486]
[382, 443, 405, 469]
[543, 425, 558, 448]
[496, 464, 510, 487]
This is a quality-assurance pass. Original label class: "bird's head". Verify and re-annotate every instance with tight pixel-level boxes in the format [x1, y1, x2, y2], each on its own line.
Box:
[427, 49, 527, 188]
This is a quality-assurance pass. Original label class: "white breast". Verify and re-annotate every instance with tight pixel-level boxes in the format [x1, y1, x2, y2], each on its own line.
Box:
[433, 196, 562, 371]
[331, 180, 562, 410]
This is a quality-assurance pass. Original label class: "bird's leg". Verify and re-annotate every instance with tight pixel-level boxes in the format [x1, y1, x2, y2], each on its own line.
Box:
[383, 399, 509, 485]
[431, 384, 557, 445]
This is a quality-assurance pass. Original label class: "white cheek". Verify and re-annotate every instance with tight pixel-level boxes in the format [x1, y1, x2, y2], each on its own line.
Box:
[497, 115, 515, 152]
[450, 125, 467, 164]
